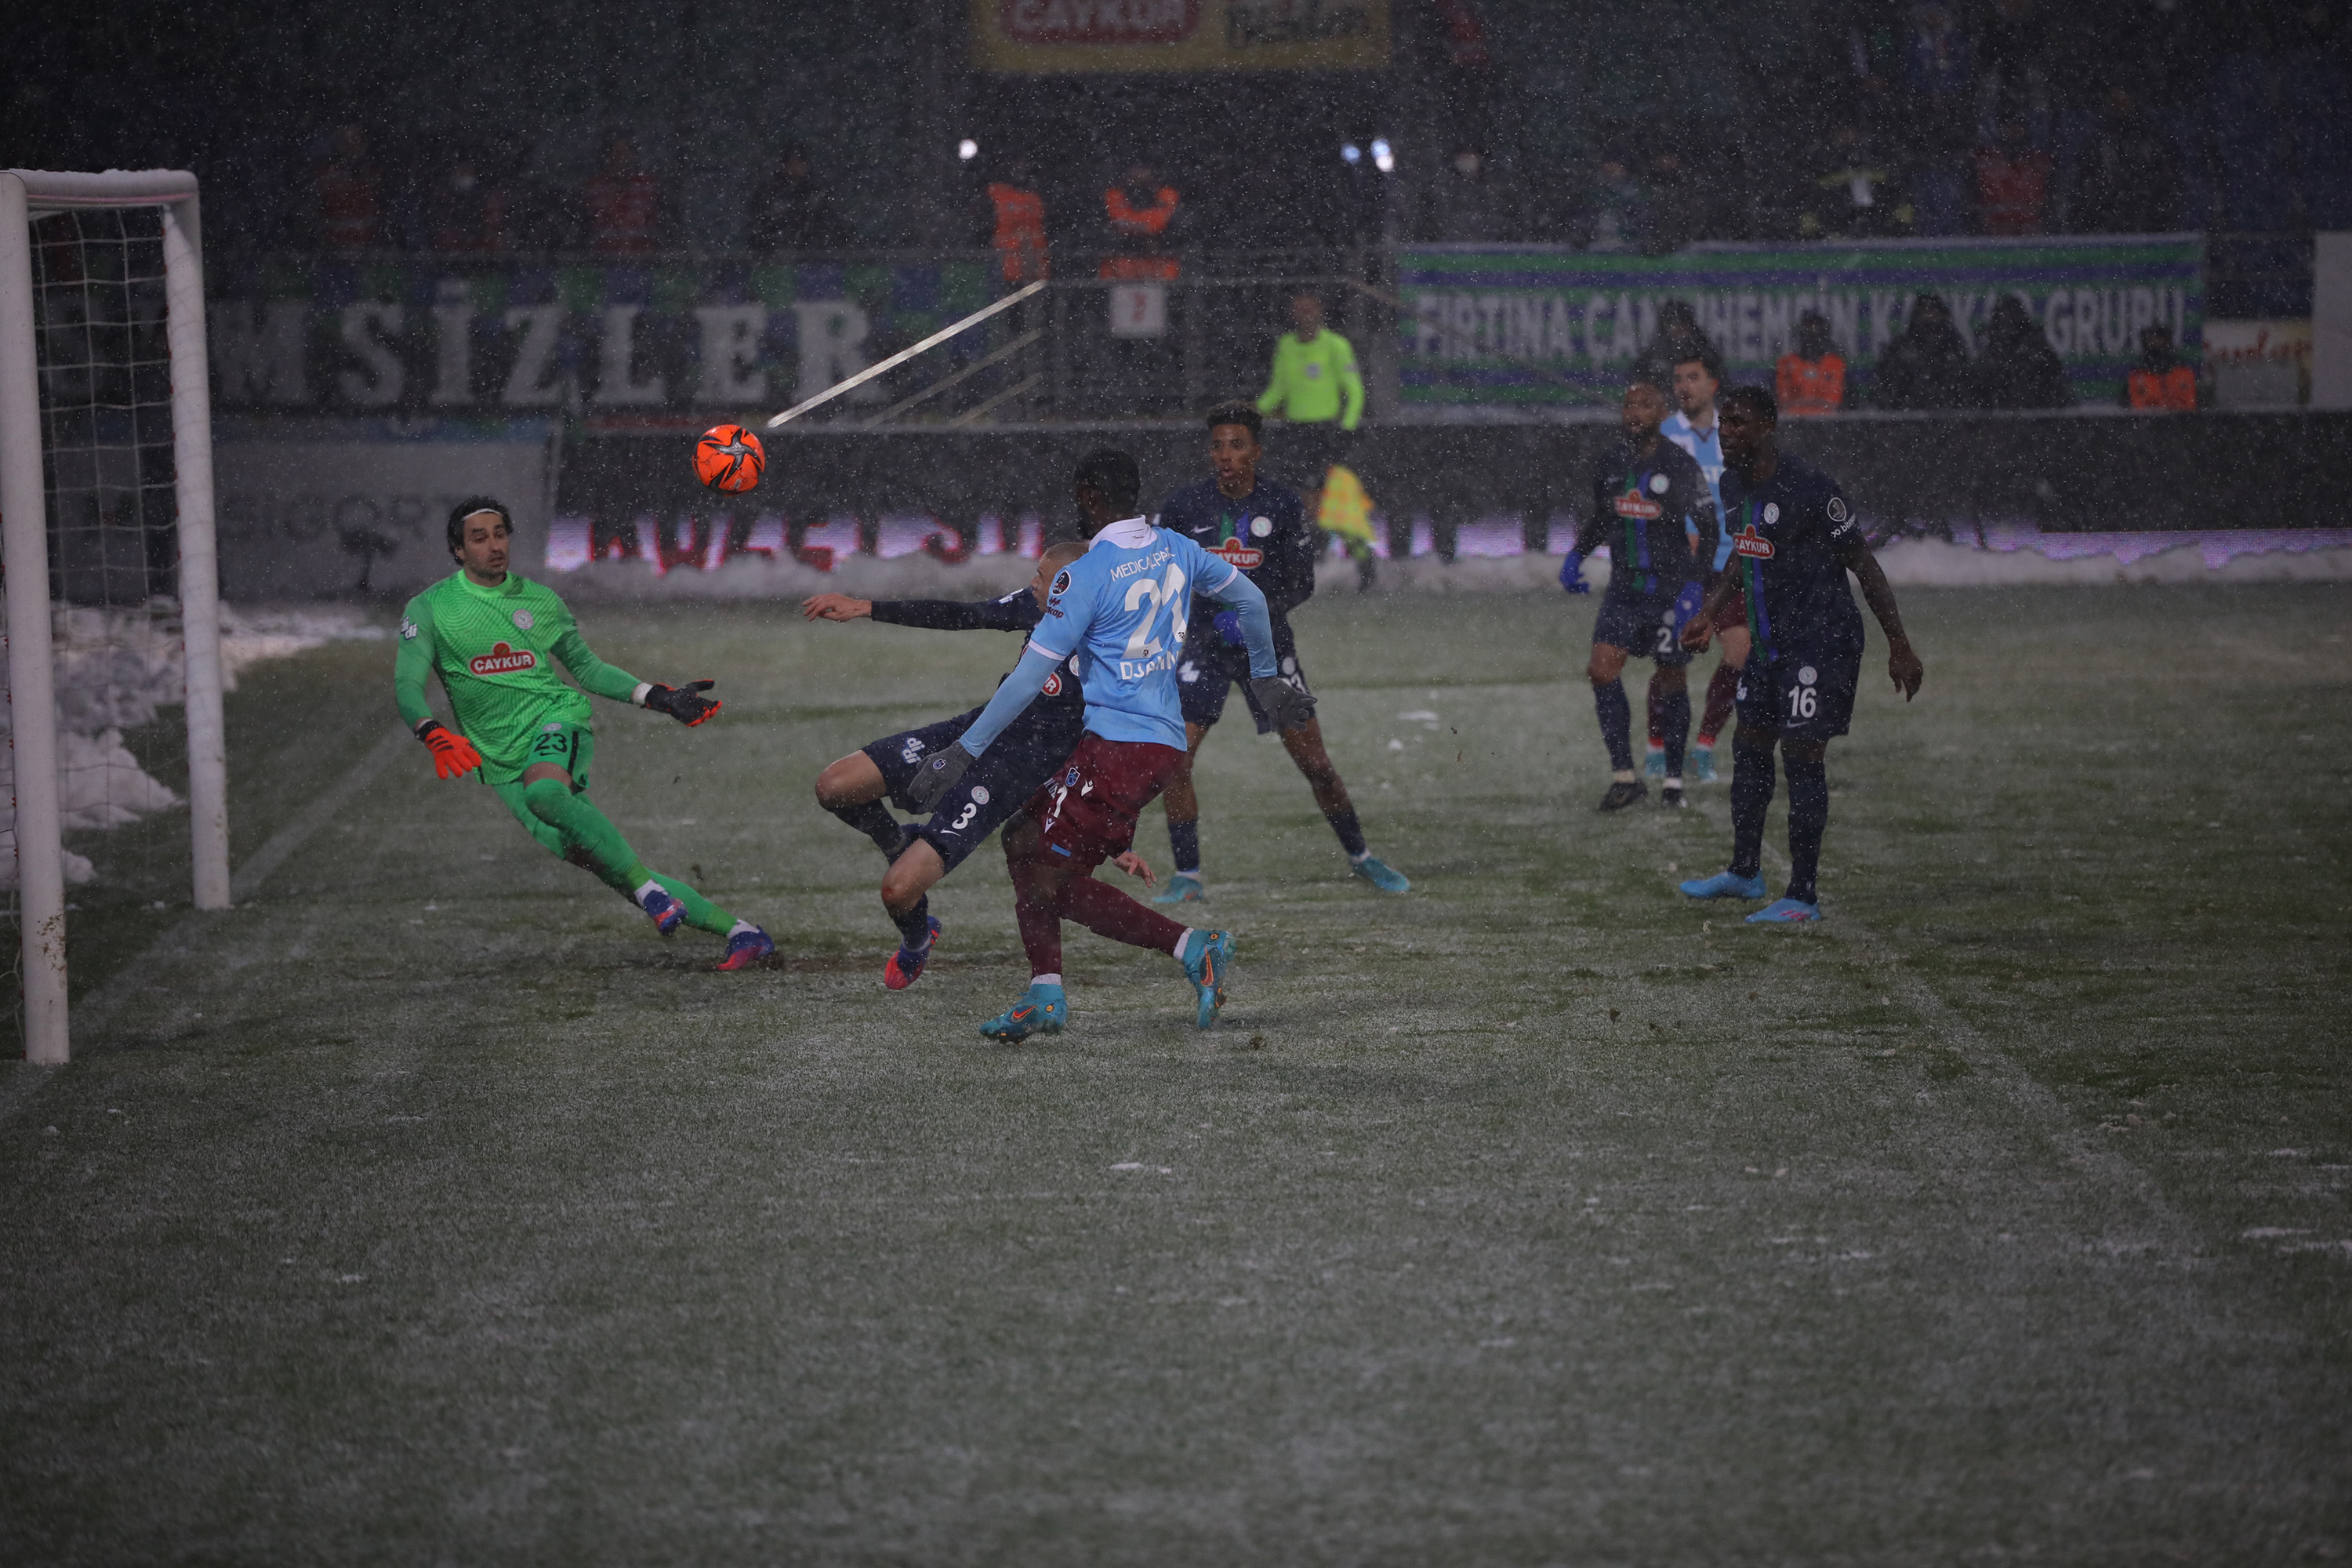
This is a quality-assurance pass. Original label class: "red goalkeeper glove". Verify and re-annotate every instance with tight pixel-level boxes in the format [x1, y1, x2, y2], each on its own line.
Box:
[644, 680, 722, 727]
[416, 720, 483, 779]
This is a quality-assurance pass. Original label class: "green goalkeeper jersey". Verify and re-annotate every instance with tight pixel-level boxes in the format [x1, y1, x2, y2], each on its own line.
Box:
[394, 571, 644, 781]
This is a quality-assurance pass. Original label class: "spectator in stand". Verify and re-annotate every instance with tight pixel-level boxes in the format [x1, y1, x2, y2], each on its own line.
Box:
[1777, 311, 1849, 416]
[1642, 147, 1708, 254]
[1900, 1, 1976, 234]
[584, 133, 666, 255]
[1634, 298, 1708, 387]
[1578, 149, 1644, 253]
[2126, 323, 2198, 409]
[978, 158, 1048, 282]
[1973, 115, 2056, 234]
[425, 158, 509, 252]
[2069, 88, 2182, 232]
[1970, 294, 2073, 408]
[314, 125, 382, 252]
[1975, 0, 2053, 135]
[1423, 143, 1517, 242]
[1101, 162, 1182, 279]
[747, 143, 855, 252]
[1872, 293, 1973, 409]
[1800, 122, 1914, 238]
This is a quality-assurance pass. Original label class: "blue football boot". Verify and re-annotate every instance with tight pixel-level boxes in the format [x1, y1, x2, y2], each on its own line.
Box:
[1679, 869, 1769, 901]
[1746, 897, 1823, 924]
[1152, 872, 1206, 906]
[1182, 930, 1236, 1030]
[638, 885, 684, 934]
[715, 924, 774, 971]
[1350, 854, 1411, 893]
[981, 982, 1066, 1042]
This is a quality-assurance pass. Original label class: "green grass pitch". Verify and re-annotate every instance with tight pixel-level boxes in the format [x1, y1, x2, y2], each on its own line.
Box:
[2, 585, 2348, 1565]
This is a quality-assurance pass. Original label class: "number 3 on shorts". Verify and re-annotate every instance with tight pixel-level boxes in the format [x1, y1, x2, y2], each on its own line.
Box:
[1785, 684, 1818, 720]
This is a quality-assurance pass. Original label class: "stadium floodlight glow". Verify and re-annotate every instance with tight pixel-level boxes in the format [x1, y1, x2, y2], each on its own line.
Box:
[957, 138, 978, 162]
[1371, 137, 1395, 173]
[1341, 143, 1363, 165]
[0, 167, 232, 1065]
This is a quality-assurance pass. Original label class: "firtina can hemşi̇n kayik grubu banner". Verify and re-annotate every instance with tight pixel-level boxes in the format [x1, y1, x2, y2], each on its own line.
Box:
[1396, 236, 2203, 409]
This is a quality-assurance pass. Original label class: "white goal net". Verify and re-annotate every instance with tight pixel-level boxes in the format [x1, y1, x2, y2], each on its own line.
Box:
[0, 170, 230, 1064]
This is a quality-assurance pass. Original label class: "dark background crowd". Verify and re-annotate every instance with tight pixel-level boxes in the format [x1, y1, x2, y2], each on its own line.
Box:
[7, 0, 2345, 274]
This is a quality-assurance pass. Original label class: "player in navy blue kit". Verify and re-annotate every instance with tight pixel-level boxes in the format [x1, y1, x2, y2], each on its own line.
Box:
[1677, 386, 1923, 922]
[803, 541, 1106, 987]
[903, 449, 1294, 1040]
[1560, 373, 1719, 811]
[1150, 401, 1410, 903]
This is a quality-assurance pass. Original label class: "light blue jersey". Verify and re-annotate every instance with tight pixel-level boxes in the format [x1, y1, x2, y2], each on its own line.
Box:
[1027, 517, 1253, 749]
[1663, 409, 1732, 571]
[953, 516, 1276, 762]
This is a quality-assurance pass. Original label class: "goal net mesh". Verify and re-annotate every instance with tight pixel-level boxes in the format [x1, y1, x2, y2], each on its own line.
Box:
[2, 205, 194, 1044]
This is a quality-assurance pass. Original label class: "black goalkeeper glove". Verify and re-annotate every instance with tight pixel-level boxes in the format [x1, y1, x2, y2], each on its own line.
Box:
[904, 742, 975, 811]
[1248, 675, 1317, 733]
[644, 680, 722, 727]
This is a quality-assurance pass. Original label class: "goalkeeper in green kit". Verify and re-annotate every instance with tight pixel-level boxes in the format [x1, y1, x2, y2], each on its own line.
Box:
[394, 498, 774, 969]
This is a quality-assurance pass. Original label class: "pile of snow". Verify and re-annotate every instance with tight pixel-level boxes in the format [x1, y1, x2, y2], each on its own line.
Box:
[0, 603, 386, 889]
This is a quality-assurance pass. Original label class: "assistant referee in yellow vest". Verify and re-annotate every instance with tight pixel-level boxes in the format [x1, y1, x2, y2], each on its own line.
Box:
[1258, 292, 1363, 474]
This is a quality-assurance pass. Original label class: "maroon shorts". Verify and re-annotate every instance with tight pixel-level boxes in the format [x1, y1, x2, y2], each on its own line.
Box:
[1708, 587, 1749, 636]
[1018, 732, 1184, 873]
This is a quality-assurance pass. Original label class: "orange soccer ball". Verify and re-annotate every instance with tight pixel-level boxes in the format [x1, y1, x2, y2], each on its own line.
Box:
[695, 424, 765, 493]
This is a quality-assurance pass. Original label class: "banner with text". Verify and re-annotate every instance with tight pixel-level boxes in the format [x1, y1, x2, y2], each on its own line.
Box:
[204, 256, 999, 419]
[1396, 238, 2205, 409]
[971, 0, 1388, 71]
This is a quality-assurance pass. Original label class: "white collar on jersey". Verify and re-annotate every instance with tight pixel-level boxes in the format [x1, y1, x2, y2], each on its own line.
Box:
[1088, 515, 1156, 550]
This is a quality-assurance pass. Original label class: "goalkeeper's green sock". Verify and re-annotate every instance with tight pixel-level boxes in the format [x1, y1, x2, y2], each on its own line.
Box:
[647, 871, 735, 937]
[523, 779, 651, 898]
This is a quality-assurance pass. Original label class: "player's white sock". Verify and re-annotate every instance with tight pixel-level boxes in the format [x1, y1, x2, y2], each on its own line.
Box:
[1664, 776, 1683, 789]
[1611, 768, 1636, 784]
[1348, 848, 1373, 865]
[728, 918, 758, 937]
[1172, 929, 1197, 961]
[1033, 972, 1062, 989]
[633, 878, 662, 905]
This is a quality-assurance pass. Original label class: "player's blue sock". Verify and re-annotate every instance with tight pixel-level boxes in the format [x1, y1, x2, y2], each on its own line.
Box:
[1783, 752, 1828, 905]
[1658, 688, 1691, 779]
[1730, 738, 1775, 879]
[890, 895, 933, 951]
[1593, 679, 1635, 774]
[1324, 808, 1368, 858]
[1167, 818, 1201, 876]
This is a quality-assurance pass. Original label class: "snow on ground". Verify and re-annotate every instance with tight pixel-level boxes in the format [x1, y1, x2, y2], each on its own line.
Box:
[1, 604, 387, 888]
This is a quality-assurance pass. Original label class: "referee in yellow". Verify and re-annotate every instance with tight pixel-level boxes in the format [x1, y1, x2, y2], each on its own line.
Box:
[1258, 290, 1374, 583]
[1258, 292, 1363, 477]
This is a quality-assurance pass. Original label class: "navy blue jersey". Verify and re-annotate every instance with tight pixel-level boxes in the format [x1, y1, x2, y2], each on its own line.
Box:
[872, 590, 1084, 712]
[1573, 436, 1717, 596]
[1155, 475, 1318, 620]
[1719, 452, 1866, 659]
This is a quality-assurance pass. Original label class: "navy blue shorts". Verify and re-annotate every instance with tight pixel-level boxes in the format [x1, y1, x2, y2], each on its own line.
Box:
[1590, 585, 1697, 667]
[862, 706, 1085, 872]
[1735, 644, 1862, 742]
[1177, 615, 1311, 734]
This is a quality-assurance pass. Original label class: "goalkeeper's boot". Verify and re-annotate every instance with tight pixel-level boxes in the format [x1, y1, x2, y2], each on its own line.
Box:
[1598, 779, 1648, 812]
[981, 982, 1066, 1043]
[884, 916, 943, 991]
[1679, 868, 1768, 901]
[1689, 742, 1719, 784]
[1350, 854, 1411, 893]
[638, 884, 685, 935]
[1746, 896, 1824, 925]
[1182, 930, 1236, 1031]
[716, 924, 775, 971]
[1152, 872, 1206, 906]
[1643, 742, 1668, 780]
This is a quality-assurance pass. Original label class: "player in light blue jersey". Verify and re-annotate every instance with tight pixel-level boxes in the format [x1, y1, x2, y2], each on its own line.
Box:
[906, 449, 1304, 1041]
[1660, 342, 1746, 783]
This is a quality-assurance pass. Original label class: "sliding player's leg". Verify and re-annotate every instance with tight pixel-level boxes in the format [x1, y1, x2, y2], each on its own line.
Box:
[818, 708, 982, 858]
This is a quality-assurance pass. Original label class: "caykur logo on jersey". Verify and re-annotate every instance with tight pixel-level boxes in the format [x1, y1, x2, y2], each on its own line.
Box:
[1732, 524, 1775, 560]
[469, 641, 539, 676]
[1207, 538, 1265, 570]
[1612, 485, 1663, 521]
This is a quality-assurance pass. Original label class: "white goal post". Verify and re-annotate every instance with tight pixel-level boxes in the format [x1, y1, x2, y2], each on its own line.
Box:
[0, 169, 230, 1064]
